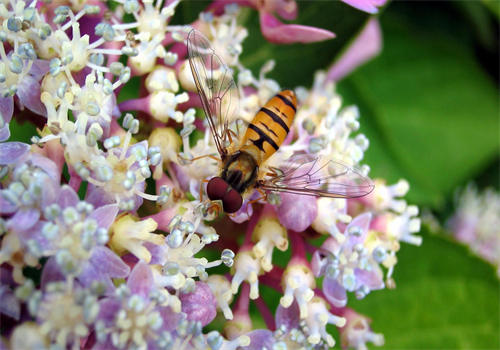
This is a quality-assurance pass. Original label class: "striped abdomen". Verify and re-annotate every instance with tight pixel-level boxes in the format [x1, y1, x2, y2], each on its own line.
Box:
[241, 90, 297, 162]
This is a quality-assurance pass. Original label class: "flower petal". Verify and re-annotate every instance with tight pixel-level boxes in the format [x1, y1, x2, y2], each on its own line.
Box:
[355, 267, 384, 290]
[16, 75, 46, 117]
[97, 297, 122, 325]
[0, 142, 29, 165]
[158, 305, 183, 332]
[30, 153, 60, 181]
[275, 300, 300, 330]
[277, 193, 317, 232]
[40, 257, 65, 289]
[29, 59, 50, 81]
[57, 185, 80, 208]
[127, 261, 153, 297]
[341, 0, 386, 14]
[0, 286, 20, 320]
[327, 18, 382, 82]
[179, 282, 217, 326]
[260, 12, 335, 44]
[242, 330, 275, 350]
[323, 276, 347, 307]
[0, 193, 17, 214]
[90, 246, 130, 278]
[6, 208, 40, 232]
[0, 97, 13, 124]
[0, 124, 10, 142]
[89, 204, 119, 229]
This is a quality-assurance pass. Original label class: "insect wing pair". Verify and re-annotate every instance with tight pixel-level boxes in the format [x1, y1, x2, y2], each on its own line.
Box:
[186, 29, 374, 212]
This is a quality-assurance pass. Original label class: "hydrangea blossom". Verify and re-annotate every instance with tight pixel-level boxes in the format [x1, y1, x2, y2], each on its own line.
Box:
[448, 185, 500, 276]
[0, 1, 422, 349]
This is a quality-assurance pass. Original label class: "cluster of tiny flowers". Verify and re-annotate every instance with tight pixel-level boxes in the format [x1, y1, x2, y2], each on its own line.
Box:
[0, 1, 419, 349]
[448, 184, 500, 277]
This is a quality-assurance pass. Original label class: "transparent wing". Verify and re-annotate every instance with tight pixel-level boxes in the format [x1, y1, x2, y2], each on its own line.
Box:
[187, 29, 240, 158]
[259, 153, 374, 198]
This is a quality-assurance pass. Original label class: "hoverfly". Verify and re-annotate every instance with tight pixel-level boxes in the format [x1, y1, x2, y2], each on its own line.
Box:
[186, 29, 374, 214]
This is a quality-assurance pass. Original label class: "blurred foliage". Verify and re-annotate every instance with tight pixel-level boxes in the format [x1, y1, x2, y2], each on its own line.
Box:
[349, 227, 499, 349]
[339, 9, 498, 209]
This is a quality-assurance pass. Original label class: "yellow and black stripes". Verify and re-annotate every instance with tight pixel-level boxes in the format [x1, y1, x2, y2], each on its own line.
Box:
[241, 90, 297, 162]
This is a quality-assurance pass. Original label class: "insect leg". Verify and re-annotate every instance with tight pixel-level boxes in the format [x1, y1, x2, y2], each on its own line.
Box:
[191, 154, 221, 163]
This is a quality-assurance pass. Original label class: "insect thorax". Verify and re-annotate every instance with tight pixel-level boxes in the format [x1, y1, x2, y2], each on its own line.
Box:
[221, 151, 258, 194]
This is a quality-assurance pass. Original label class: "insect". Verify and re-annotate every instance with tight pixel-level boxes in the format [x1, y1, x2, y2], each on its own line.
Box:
[186, 29, 374, 214]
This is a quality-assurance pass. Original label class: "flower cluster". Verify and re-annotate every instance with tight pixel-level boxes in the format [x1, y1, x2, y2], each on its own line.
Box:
[448, 185, 500, 277]
[1, 1, 419, 349]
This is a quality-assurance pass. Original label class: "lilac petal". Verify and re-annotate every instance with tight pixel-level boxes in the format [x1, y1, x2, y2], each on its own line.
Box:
[275, 300, 300, 331]
[0, 124, 10, 142]
[277, 193, 317, 232]
[90, 246, 130, 278]
[89, 204, 119, 229]
[327, 19, 382, 82]
[179, 282, 217, 326]
[355, 267, 384, 290]
[0, 97, 13, 124]
[323, 277, 347, 307]
[0, 193, 17, 214]
[79, 264, 116, 294]
[40, 176, 59, 208]
[0, 287, 20, 320]
[127, 261, 153, 297]
[242, 330, 275, 350]
[158, 306, 182, 332]
[85, 184, 114, 208]
[30, 153, 60, 182]
[260, 12, 335, 44]
[6, 207, 40, 232]
[29, 59, 50, 81]
[345, 212, 372, 246]
[0, 142, 30, 165]
[57, 185, 80, 208]
[341, 0, 386, 14]
[97, 297, 122, 324]
[41, 257, 65, 289]
[16, 75, 46, 116]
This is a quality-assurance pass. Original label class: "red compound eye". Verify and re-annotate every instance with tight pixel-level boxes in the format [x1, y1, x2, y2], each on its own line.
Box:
[207, 177, 228, 200]
[223, 189, 243, 213]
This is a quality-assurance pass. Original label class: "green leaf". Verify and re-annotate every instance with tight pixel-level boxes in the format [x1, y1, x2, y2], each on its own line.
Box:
[8, 118, 37, 144]
[338, 6, 499, 208]
[348, 229, 499, 349]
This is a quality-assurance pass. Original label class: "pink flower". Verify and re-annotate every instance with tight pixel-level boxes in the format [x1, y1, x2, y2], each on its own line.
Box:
[277, 192, 317, 232]
[327, 18, 382, 82]
[259, 12, 336, 44]
[341, 0, 387, 14]
[210, 0, 335, 44]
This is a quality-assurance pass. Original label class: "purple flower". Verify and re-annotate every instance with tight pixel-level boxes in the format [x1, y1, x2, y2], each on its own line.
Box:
[0, 58, 49, 123]
[1, 153, 59, 234]
[94, 262, 182, 349]
[314, 212, 385, 307]
[179, 281, 217, 326]
[29, 185, 129, 291]
[277, 192, 317, 232]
